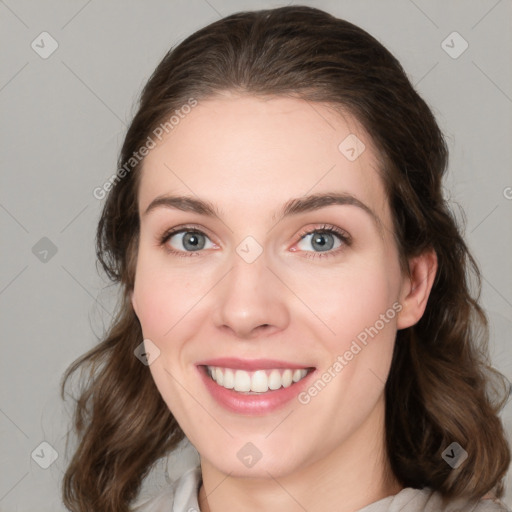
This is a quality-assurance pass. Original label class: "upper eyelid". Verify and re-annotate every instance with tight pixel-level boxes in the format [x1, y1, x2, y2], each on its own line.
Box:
[298, 224, 349, 238]
[295, 227, 350, 249]
[161, 224, 215, 240]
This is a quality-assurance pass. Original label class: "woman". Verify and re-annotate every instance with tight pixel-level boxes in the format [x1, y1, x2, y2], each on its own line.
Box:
[61, 6, 511, 511]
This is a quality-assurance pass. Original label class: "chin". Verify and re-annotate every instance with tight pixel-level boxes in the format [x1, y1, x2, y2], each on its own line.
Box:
[198, 437, 315, 480]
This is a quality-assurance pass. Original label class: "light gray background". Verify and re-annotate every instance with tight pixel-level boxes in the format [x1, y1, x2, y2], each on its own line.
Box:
[1, 0, 511, 510]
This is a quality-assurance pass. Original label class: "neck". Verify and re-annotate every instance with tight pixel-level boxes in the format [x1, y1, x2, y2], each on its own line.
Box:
[197, 397, 403, 512]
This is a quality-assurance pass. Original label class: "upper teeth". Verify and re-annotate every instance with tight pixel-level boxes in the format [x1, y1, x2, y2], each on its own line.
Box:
[207, 366, 309, 393]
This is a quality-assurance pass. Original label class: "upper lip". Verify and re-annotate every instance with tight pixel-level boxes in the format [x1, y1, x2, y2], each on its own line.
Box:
[197, 357, 315, 371]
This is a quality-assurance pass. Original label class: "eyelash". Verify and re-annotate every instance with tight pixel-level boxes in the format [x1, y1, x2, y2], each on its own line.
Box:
[296, 224, 351, 259]
[158, 223, 351, 260]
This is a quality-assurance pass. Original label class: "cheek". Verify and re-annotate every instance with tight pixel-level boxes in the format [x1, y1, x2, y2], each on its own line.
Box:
[132, 274, 170, 338]
[300, 268, 399, 426]
[132, 251, 208, 338]
[293, 258, 399, 344]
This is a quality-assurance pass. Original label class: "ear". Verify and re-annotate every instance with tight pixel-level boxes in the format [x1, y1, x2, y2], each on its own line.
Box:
[396, 249, 438, 330]
[130, 289, 138, 315]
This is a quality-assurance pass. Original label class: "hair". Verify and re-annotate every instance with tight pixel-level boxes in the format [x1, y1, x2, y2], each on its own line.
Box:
[60, 5, 511, 511]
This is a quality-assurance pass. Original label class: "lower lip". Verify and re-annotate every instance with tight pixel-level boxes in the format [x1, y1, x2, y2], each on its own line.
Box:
[198, 366, 316, 415]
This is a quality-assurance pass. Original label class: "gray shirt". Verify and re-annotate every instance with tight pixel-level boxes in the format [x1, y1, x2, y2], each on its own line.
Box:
[131, 465, 511, 512]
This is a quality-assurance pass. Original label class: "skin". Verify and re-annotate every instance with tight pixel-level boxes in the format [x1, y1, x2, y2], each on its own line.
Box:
[131, 93, 437, 512]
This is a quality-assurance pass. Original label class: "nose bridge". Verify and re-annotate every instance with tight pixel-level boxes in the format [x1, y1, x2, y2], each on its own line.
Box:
[212, 241, 289, 338]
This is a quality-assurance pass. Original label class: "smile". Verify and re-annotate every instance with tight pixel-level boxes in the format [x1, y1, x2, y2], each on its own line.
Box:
[197, 360, 316, 415]
[206, 366, 310, 394]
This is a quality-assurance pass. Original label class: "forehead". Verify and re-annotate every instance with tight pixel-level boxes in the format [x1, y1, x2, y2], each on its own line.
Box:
[137, 94, 390, 229]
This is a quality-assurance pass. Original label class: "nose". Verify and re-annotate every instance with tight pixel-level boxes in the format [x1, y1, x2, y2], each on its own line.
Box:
[212, 251, 290, 340]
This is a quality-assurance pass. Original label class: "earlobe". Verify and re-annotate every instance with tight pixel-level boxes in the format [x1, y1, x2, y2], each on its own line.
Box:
[396, 249, 438, 330]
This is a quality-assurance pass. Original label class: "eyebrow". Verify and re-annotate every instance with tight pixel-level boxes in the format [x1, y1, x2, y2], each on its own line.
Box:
[143, 192, 383, 234]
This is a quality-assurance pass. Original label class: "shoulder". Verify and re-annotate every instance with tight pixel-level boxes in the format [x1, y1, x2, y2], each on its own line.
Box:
[358, 487, 511, 512]
[130, 465, 202, 512]
[460, 497, 511, 512]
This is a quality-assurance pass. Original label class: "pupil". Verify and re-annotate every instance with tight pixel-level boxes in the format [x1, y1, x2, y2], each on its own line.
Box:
[315, 235, 326, 246]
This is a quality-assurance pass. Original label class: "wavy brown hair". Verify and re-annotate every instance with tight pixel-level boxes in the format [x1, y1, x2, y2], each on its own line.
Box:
[60, 5, 511, 511]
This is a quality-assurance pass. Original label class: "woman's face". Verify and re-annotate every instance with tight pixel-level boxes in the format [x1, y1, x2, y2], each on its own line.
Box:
[131, 94, 419, 478]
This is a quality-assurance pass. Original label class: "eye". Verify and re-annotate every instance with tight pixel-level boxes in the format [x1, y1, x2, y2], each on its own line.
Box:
[158, 223, 351, 259]
[293, 224, 351, 259]
[159, 226, 216, 256]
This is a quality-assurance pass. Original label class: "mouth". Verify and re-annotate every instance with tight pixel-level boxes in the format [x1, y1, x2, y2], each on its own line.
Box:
[203, 365, 313, 394]
[196, 358, 316, 415]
